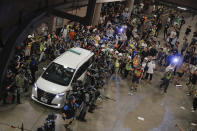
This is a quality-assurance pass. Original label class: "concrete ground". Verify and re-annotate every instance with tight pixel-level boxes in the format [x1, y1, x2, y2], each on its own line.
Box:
[0, 11, 197, 131]
[0, 71, 197, 131]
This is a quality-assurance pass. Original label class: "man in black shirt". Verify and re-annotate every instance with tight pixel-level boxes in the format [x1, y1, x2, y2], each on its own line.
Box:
[190, 54, 197, 66]
[149, 45, 157, 57]
[62, 96, 79, 128]
[187, 70, 197, 96]
[164, 24, 169, 40]
[180, 16, 185, 29]
[2, 71, 15, 104]
[185, 26, 191, 36]
[141, 47, 149, 63]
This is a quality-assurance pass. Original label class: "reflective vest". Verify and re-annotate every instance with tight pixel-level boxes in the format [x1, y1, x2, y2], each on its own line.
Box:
[40, 43, 45, 52]
[194, 92, 197, 98]
[66, 25, 70, 29]
[166, 50, 169, 55]
[152, 28, 156, 35]
[165, 73, 172, 80]
[126, 63, 131, 70]
[115, 60, 119, 68]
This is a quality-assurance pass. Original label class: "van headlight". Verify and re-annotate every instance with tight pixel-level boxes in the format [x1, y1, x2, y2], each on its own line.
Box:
[55, 92, 65, 98]
[33, 83, 38, 92]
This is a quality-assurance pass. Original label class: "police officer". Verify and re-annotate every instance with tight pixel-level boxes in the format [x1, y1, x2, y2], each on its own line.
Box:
[192, 90, 197, 112]
[125, 60, 132, 78]
[62, 96, 79, 128]
[160, 69, 173, 93]
[2, 70, 15, 104]
[15, 70, 25, 104]
[115, 58, 120, 79]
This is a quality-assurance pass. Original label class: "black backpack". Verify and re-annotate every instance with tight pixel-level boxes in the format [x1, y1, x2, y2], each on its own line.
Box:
[144, 61, 150, 71]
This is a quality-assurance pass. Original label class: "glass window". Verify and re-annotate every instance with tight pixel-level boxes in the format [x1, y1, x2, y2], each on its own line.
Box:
[56, 17, 63, 26]
[42, 62, 75, 86]
[72, 58, 93, 82]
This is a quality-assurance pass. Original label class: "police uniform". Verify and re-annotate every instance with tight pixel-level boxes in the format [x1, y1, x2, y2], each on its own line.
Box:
[160, 72, 172, 93]
[125, 62, 131, 78]
[193, 91, 197, 111]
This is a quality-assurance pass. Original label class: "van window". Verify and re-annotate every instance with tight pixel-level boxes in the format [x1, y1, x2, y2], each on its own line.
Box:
[72, 57, 93, 82]
[42, 62, 75, 86]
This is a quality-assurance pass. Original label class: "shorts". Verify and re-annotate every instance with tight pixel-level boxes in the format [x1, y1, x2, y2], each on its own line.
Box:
[132, 76, 140, 84]
[188, 83, 196, 93]
[177, 72, 184, 77]
[115, 67, 119, 73]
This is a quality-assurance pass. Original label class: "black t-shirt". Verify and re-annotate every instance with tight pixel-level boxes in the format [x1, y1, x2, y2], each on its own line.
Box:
[191, 74, 197, 85]
[164, 25, 169, 31]
[185, 28, 191, 34]
[149, 48, 157, 56]
[190, 56, 197, 65]
[141, 50, 149, 58]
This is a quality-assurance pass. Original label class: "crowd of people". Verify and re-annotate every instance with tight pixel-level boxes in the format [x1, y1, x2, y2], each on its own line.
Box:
[0, 0, 197, 126]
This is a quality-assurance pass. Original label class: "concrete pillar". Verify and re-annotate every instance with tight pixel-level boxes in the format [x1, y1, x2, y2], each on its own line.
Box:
[92, 3, 102, 26]
[126, 0, 135, 18]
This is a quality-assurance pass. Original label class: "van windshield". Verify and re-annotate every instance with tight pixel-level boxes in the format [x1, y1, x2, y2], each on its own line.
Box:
[42, 62, 75, 86]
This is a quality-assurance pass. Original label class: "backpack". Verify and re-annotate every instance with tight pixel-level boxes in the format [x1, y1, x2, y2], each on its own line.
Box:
[144, 61, 150, 71]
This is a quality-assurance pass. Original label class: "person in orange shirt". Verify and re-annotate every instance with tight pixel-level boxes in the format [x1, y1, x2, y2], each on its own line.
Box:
[69, 30, 75, 41]
[176, 62, 187, 85]
[114, 43, 118, 49]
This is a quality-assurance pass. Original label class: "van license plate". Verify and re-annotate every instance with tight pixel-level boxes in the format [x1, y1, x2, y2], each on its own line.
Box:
[41, 97, 48, 103]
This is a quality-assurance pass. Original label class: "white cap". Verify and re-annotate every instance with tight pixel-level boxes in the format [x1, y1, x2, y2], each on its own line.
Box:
[101, 44, 105, 48]
[118, 53, 123, 56]
[144, 57, 148, 60]
[128, 56, 131, 59]
[110, 49, 114, 52]
[106, 48, 110, 51]
[95, 44, 99, 47]
[28, 35, 32, 38]
[115, 51, 119, 54]
[101, 49, 105, 52]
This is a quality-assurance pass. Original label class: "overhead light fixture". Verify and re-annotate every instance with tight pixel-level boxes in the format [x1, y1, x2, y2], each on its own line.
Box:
[177, 6, 187, 10]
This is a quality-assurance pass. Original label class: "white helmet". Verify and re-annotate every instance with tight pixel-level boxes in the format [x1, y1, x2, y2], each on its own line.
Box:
[95, 44, 99, 47]
[128, 56, 131, 59]
[101, 49, 105, 52]
[110, 49, 114, 52]
[118, 53, 123, 57]
[101, 44, 105, 48]
[28, 35, 32, 38]
[115, 50, 119, 54]
[144, 57, 148, 60]
[106, 48, 110, 51]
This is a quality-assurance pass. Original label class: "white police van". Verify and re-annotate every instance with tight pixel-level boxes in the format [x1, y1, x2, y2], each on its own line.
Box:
[31, 47, 94, 108]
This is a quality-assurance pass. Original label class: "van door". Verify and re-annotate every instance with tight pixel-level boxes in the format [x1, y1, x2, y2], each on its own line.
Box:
[72, 59, 91, 83]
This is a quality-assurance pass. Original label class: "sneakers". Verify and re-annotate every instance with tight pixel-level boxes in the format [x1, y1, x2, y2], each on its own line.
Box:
[130, 87, 137, 92]
[191, 108, 196, 112]
[187, 93, 191, 96]
[64, 124, 69, 128]
[80, 119, 87, 122]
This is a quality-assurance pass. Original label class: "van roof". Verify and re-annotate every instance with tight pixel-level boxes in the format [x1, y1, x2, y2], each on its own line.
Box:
[54, 47, 93, 69]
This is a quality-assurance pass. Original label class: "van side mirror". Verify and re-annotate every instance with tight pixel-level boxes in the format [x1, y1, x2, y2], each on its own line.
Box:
[43, 67, 47, 71]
